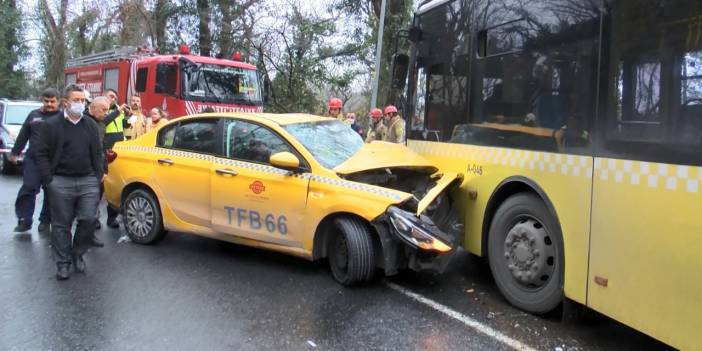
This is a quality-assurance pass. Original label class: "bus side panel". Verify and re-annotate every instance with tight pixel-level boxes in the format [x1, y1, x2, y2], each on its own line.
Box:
[409, 140, 592, 305]
[588, 165, 702, 350]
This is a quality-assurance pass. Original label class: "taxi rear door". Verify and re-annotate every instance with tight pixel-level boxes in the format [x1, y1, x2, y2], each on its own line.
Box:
[210, 119, 309, 248]
[152, 118, 219, 229]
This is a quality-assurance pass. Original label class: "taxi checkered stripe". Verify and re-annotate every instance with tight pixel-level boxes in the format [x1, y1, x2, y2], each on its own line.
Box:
[408, 141, 702, 193]
[116, 146, 406, 200]
[308, 175, 405, 201]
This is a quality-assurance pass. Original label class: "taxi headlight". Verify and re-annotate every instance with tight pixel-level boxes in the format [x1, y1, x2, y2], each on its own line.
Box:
[387, 206, 452, 253]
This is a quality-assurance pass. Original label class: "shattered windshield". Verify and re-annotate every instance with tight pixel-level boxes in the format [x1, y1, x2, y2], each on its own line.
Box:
[184, 64, 261, 105]
[284, 120, 363, 169]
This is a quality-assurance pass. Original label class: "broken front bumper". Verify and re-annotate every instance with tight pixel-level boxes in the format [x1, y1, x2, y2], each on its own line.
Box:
[372, 203, 464, 276]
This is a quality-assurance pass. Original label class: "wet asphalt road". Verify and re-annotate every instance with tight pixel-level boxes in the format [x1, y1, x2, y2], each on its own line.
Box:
[0, 174, 674, 351]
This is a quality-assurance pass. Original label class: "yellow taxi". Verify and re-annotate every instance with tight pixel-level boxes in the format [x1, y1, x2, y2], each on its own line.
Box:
[105, 113, 463, 285]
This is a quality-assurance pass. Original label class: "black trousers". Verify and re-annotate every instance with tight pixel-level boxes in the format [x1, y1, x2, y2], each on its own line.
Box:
[99, 183, 119, 221]
[48, 176, 100, 266]
[14, 155, 51, 224]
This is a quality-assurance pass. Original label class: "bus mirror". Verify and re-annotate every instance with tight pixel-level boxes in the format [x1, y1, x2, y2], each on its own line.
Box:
[408, 27, 422, 42]
[391, 54, 410, 90]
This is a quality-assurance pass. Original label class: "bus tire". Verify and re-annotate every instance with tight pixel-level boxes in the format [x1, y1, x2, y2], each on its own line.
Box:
[488, 192, 564, 314]
[328, 217, 375, 286]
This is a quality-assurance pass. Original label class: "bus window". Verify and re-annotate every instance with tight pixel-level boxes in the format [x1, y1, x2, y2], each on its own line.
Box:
[602, 0, 702, 166]
[413, 0, 471, 142]
[465, 0, 599, 154]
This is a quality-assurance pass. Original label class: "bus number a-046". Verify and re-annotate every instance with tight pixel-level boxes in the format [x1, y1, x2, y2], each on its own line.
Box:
[467, 164, 483, 176]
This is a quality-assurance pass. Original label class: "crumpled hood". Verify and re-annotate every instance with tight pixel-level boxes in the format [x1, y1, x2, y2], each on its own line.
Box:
[333, 141, 438, 175]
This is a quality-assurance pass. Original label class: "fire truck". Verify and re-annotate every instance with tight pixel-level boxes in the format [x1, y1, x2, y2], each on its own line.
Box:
[64, 46, 264, 117]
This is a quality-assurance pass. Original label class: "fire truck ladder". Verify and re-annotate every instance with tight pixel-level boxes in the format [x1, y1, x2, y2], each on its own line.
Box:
[66, 46, 154, 67]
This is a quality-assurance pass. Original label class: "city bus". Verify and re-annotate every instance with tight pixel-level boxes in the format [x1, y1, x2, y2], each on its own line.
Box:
[392, 0, 701, 349]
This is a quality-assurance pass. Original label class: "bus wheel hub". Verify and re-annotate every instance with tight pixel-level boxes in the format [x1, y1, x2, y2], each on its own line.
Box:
[504, 219, 554, 287]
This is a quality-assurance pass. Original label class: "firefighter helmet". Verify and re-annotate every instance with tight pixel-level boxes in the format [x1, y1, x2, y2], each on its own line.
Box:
[328, 98, 343, 110]
[384, 105, 398, 115]
[370, 108, 382, 119]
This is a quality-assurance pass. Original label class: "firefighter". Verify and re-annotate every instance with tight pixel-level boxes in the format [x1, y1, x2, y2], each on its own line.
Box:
[124, 95, 146, 140]
[382, 105, 406, 144]
[328, 97, 345, 123]
[102, 89, 127, 228]
[365, 108, 386, 143]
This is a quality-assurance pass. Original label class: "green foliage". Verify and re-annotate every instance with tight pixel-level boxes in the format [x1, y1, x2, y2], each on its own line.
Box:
[0, 0, 29, 98]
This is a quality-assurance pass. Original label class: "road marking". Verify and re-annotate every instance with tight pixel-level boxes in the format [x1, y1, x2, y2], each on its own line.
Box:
[386, 282, 538, 351]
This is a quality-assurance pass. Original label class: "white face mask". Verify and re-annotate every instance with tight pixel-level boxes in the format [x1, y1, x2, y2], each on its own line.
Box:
[146, 117, 153, 124]
[67, 102, 85, 117]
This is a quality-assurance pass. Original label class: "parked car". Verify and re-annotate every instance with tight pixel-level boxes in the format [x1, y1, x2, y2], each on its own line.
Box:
[0, 99, 42, 174]
[105, 113, 464, 285]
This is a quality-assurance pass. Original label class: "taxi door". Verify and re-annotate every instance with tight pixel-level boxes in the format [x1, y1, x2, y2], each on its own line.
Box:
[211, 119, 309, 248]
[152, 118, 219, 228]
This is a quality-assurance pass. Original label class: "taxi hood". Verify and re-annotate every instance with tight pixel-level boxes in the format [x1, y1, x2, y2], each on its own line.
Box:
[337, 142, 462, 216]
[333, 141, 438, 175]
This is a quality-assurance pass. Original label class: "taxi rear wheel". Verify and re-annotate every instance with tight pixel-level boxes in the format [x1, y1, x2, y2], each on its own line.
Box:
[328, 217, 375, 286]
[123, 189, 166, 244]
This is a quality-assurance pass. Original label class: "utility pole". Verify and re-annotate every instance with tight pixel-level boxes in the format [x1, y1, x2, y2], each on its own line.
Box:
[370, 0, 387, 110]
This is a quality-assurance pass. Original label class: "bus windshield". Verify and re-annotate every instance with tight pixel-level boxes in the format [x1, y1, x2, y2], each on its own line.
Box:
[183, 64, 261, 106]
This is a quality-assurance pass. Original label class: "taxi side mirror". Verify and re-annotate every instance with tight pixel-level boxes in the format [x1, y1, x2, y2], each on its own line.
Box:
[269, 151, 300, 171]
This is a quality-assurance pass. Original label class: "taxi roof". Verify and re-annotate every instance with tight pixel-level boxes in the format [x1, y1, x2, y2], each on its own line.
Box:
[185, 112, 333, 126]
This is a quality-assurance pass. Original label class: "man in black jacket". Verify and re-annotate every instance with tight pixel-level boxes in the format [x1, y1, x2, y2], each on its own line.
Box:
[10, 88, 62, 233]
[35, 85, 104, 280]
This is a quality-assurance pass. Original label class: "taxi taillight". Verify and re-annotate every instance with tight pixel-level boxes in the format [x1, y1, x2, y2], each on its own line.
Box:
[106, 150, 118, 163]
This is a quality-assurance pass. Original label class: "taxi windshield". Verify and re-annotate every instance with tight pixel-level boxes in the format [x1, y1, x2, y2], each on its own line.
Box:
[284, 120, 363, 169]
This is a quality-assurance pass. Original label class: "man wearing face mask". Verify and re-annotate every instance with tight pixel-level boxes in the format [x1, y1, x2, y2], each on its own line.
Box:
[34, 84, 104, 280]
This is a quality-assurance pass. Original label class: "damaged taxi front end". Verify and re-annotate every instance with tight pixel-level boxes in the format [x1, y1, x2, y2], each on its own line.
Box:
[335, 141, 464, 275]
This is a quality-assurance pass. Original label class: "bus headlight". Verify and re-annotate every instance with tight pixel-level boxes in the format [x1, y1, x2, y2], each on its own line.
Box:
[387, 206, 452, 253]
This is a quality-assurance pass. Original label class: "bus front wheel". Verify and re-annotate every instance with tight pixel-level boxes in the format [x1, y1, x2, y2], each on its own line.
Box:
[488, 192, 564, 314]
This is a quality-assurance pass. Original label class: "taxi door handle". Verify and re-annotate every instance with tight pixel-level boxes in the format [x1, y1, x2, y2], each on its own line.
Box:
[215, 168, 238, 177]
[157, 158, 174, 166]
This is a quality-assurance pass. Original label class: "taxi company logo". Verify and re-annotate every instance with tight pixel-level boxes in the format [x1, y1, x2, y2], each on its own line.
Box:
[249, 180, 266, 194]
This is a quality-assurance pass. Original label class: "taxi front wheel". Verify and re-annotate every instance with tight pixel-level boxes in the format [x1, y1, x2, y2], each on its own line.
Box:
[123, 189, 167, 245]
[328, 217, 376, 286]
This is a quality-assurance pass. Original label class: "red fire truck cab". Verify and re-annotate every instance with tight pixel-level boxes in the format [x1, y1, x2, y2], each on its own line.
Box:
[64, 46, 264, 118]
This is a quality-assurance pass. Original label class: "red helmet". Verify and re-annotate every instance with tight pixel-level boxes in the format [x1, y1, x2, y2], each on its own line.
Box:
[384, 105, 398, 115]
[370, 108, 382, 119]
[328, 98, 343, 110]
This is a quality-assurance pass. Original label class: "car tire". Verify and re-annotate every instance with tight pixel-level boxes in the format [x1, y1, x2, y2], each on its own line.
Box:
[122, 189, 167, 244]
[488, 192, 564, 314]
[1, 154, 16, 175]
[328, 217, 376, 286]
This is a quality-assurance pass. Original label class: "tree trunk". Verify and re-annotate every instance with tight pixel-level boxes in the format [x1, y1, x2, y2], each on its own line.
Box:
[217, 0, 234, 57]
[196, 0, 212, 56]
[153, 0, 168, 52]
[39, 0, 68, 89]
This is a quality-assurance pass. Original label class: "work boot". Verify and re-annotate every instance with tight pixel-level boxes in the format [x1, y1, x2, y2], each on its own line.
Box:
[56, 264, 71, 280]
[14, 219, 31, 233]
[89, 235, 104, 248]
[73, 255, 86, 274]
[38, 222, 51, 234]
[106, 218, 119, 229]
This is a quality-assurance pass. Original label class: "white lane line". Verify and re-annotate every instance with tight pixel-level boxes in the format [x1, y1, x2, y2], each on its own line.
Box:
[385, 282, 538, 351]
